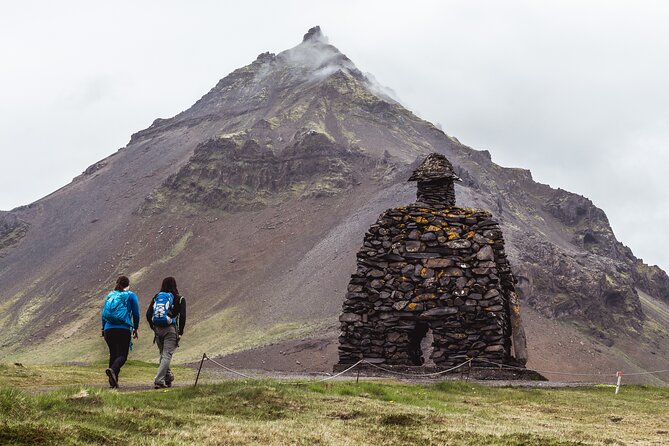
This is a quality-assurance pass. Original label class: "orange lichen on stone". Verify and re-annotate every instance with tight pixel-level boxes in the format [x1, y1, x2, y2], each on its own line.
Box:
[406, 303, 418, 310]
[426, 225, 442, 232]
[417, 293, 437, 300]
[466, 231, 475, 240]
[447, 231, 459, 240]
[415, 216, 429, 224]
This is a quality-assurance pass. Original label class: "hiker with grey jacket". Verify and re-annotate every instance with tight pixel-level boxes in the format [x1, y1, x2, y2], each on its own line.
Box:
[101, 275, 140, 388]
[146, 276, 186, 388]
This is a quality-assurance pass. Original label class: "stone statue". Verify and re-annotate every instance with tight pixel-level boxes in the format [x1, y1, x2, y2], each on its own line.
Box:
[337, 153, 529, 369]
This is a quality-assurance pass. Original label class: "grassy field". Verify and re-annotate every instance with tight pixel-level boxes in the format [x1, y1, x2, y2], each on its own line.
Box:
[0, 362, 668, 445]
[0, 361, 197, 389]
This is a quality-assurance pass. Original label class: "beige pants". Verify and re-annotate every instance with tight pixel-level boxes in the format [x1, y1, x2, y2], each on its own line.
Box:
[154, 324, 178, 384]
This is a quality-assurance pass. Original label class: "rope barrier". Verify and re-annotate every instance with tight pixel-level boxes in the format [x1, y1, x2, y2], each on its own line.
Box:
[274, 360, 368, 385]
[360, 359, 473, 377]
[314, 360, 365, 382]
[204, 356, 256, 379]
[195, 352, 669, 388]
[472, 358, 618, 377]
[617, 369, 669, 376]
[473, 358, 669, 378]
[196, 355, 367, 385]
[198, 355, 473, 384]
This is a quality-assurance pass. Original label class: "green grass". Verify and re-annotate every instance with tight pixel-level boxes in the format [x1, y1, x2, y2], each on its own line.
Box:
[1, 367, 668, 445]
[0, 361, 196, 389]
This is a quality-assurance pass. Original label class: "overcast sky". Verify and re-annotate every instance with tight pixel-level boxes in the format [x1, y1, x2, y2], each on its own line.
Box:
[1, 1, 668, 270]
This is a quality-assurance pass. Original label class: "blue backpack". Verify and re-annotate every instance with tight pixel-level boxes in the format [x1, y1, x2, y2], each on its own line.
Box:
[102, 291, 132, 326]
[152, 292, 175, 327]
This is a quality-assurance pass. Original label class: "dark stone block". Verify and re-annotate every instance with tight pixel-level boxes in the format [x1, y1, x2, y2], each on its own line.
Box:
[425, 258, 455, 268]
[446, 240, 472, 249]
[406, 241, 422, 252]
[370, 279, 384, 289]
[404, 252, 440, 259]
[340, 313, 361, 322]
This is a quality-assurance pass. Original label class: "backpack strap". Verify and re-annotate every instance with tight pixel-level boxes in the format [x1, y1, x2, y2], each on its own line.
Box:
[174, 295, 184, 335]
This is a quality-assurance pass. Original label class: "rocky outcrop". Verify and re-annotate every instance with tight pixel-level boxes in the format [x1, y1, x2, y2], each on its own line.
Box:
[633, 261, 669, 303]
[506, 184, 661, 337]
[0, 212, 28, 256]
[513, 237, 643, 343]
[303, 26, 324, 42]
[140, 130, 372, 213]
[542, 189, 633, 260]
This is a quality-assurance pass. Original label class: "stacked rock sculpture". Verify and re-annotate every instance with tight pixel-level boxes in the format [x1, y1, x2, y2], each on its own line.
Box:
[337, 153, 526, 368]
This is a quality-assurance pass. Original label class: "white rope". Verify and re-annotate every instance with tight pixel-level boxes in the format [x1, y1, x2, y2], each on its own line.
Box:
[199, 353, 669, 383]
[202, 356, 366, 383]
[617, 369, 669, 376]
[481, 358, 669, 377]
[199, 357, 471, 383]
[205, 356, 364, 384]
[308, 360, 365, 382]
[292, 359, 470, 383]
[360, 359, 473, 377]
[204, 356, 255, 379]
[472, 358, 616, 377]
[472, 358, 669, 378]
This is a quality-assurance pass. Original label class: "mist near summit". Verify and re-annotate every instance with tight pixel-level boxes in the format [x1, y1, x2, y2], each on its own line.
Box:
[1, 0, 668, 271]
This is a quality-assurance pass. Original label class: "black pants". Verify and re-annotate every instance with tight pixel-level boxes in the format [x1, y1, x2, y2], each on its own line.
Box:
[104, 328, 131, 377]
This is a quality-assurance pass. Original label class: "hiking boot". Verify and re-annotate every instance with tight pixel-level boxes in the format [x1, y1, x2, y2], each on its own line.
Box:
[165, 371, 174, 388]
[105, 368, 118, 388]
[154, 382, 167, 389]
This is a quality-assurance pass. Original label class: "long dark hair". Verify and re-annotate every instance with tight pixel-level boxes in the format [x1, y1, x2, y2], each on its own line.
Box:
[114, 275, 130, 291]
[160, 276, 180, 297]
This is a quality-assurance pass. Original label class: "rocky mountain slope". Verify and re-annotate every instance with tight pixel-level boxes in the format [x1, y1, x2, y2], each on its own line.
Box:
[1, 27, 667, 381]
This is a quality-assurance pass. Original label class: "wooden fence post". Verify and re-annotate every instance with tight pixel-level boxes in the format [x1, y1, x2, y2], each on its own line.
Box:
[194, 353, 207, 387]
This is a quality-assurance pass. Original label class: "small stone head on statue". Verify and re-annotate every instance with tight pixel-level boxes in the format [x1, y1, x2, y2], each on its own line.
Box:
[408, 153, 461, 208]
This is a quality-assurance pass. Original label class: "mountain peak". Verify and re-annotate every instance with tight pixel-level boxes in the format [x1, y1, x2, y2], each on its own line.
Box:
[303, 26, 325, 43]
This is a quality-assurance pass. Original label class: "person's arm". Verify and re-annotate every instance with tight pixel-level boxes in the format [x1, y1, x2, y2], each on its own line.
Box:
[178, 296, 186, 336]
[129, 292, 140, 330]
[145, 297, 155, 330]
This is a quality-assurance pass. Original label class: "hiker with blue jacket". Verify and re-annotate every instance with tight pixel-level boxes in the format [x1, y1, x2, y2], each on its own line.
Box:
[146, 276, 186, 389]
[101, 275, 140, 388]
